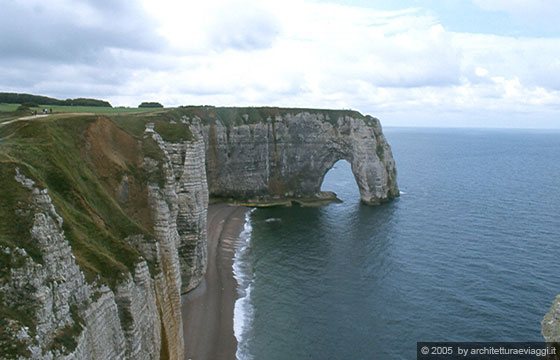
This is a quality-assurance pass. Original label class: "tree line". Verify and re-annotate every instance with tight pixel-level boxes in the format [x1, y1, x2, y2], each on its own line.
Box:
[0, 92, 112, 107]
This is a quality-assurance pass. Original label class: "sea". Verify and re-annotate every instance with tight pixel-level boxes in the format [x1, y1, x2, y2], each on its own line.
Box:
[233, 127, 560, 359]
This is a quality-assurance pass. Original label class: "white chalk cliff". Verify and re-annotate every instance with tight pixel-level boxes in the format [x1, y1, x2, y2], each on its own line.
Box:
[0, 108, 398, 359]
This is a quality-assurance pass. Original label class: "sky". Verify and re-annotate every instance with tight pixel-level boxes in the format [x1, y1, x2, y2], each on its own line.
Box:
[1, 0, 559, 128]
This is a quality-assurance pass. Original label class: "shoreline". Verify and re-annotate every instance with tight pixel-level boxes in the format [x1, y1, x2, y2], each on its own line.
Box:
[181, 203, 249, 360]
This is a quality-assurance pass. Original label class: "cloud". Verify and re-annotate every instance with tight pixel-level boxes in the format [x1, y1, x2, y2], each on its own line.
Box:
[141, 0, 281, 53]
[472, 0, 560, 32]
[0, 0, 164, 64]
[207, 1, 281, 51]
[454, 33, 560, 90]
[358, 25, 461, 88]
[0, 0, 559, 128]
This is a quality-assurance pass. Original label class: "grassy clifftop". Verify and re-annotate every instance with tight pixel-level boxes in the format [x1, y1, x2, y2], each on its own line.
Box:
[1, 115, 148, 288]
[1, 102, 374, 127]
[174, 105, 368, 126]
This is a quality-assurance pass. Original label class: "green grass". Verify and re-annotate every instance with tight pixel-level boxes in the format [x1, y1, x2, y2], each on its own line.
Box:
[174, 105, 366, 126]
[1, 104, 372, 130]
[110, 108, 194, 142]
[110, 115, 148, 137]
[0, 104, 20, 112]
[0, 163, 41, 264]
[140, 137, 166, 187]
[0, 113, 176, 350]
[0, 104, 33, 123]
[0, 163, 42, 356]
[0, 104, 169, 126]
[0, 103, 164, 116]
[0, 116, 151, 288]
[1, 103, 371, 123]
[27, 104, 161, 114]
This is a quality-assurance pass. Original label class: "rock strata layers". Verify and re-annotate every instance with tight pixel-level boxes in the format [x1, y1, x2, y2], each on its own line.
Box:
[1, 169, 163, 359]
[0, 108, 397, 359]
[0, 118, 209, 359]
[190, 111, 399, 205]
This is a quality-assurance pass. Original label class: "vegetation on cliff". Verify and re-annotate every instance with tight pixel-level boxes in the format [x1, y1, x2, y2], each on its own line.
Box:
[0, 108, 205, 357]
[0, 103, 394, 358]
[0, 106, 204, 285]
[0, 104, 387, 282]
[1, 116, 145, 288]
[176, 105, 369, 126]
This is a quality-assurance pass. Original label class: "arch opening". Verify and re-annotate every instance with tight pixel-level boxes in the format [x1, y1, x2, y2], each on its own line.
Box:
[320, 159, 360, 202]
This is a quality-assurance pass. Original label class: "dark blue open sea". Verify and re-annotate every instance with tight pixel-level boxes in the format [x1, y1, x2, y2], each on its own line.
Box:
[233, 127, 560, 359]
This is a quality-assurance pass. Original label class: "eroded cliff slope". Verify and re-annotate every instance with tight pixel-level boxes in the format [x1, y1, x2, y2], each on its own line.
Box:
[0, 106, 398, 359]
[0, 113, 208, 359]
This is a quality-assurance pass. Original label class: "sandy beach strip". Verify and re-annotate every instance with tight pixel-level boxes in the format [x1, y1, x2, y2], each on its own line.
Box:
[182, 203, 249, 360]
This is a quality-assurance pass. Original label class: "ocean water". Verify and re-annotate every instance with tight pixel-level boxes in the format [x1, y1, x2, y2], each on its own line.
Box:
[233, 128, 560, 359]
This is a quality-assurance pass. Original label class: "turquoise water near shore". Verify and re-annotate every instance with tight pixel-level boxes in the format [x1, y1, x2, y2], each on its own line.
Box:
[234, 128, 560, 359]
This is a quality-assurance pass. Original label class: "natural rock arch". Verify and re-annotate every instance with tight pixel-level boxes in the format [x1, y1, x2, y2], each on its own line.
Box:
[195, 110, 399, 205]
[319, 159, 359, 199]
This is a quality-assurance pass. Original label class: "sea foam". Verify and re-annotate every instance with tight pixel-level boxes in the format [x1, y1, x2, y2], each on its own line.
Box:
[233, 209, 256, 360]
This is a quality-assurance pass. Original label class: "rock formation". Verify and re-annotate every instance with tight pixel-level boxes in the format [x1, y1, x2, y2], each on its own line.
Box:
[190, 110, 399, 205]
[0, 107, 398, 359]
[543, 295, 560, 342]
[1, 169, 164, 359]
[0, 116, 208, 359]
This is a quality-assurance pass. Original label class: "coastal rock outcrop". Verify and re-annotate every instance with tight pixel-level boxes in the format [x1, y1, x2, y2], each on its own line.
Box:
[542, 295, 560, 342]
[190, 110, 398, 205]
[150, 131, 209, 293]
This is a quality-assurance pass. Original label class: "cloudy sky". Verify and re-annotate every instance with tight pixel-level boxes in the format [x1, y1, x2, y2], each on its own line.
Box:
[1, 0, 559, 128]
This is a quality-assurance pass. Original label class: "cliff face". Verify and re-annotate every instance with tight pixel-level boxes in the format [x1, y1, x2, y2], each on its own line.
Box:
[0, 107, 397, 359]
[0, 115, 208, 359]
[151, 130, 209, 293]
[1, 169, 162, 359]
[543, 295, 560, 342]
[192, 111, 398, 205]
